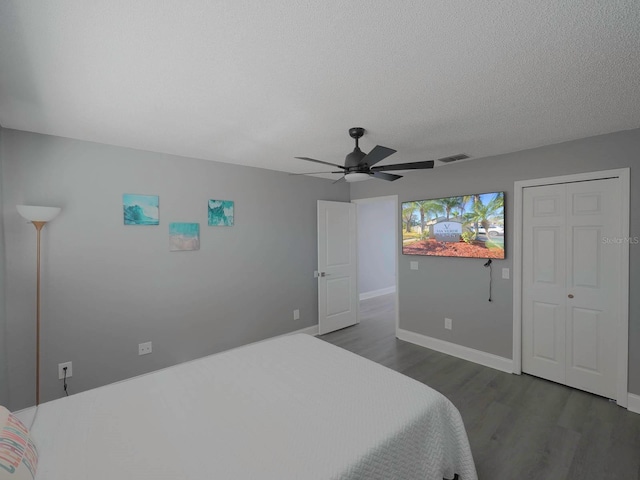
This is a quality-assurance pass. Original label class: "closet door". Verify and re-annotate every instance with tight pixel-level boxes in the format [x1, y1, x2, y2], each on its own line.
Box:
[522, 178, 621, 399]
[564, 179, 621, 398]
[522, 184, 567, 384]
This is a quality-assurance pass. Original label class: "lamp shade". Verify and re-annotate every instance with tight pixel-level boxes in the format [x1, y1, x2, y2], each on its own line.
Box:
[16, 205, 62, 222]
[344, 172, 371, 183]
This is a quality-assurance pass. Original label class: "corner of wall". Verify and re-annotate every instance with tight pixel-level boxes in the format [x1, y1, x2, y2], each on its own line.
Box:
[628, 393, 640, 415]
[0, 126, 9, 406]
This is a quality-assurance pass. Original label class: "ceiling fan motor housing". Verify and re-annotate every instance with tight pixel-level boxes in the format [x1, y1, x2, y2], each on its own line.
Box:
[345, 148, 367, 169]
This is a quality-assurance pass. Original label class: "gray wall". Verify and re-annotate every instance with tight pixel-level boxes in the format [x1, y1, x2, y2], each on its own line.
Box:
[1, 128, 349, 410]
[356, 198, 396, 296]
[0, 127, 8, 406]
[350, 128, 640, 395]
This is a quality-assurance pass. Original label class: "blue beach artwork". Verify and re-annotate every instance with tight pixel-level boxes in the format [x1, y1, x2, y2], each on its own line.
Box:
[208, 200, 234, 226]
[123, 194, 159, 225]
[169, 222, 200, 251]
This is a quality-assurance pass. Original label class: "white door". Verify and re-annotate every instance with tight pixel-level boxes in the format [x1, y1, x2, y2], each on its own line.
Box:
[522, 178, 622, 399]
[317, 200, 358, 335]
[522, 184, 567, 385]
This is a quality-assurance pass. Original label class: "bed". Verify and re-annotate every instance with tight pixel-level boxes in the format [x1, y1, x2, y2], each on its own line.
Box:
[21, 334, 477, 479]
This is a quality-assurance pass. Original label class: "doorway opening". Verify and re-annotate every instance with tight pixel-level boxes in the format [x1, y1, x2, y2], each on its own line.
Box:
[353, 196, 399, 335]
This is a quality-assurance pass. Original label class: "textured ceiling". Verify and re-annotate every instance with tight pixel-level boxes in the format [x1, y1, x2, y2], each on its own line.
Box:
[0, 1, 639, 177]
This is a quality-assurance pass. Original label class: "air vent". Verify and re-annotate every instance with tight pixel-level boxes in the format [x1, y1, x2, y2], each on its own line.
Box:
[438, 154, 470, 163]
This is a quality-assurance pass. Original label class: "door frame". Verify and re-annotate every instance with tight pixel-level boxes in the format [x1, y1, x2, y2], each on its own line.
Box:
[351, 195, 400, 335]
[512, 168, 630, 407]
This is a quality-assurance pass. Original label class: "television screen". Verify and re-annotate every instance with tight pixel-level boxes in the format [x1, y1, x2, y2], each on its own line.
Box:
[401, 192, 505, 258]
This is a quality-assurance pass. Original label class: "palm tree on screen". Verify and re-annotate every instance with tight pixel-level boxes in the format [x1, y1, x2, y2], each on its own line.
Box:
[402, 205, 416, 233]
[459, 195, 473, 217]
[471, 195, 504, 232]
[439, 197, 463, 220]
[471, 194, 482, 239]
[413, 200, 444, 234]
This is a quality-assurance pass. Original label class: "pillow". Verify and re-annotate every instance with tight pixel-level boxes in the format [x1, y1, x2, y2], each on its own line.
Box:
[0, 406, 38, 480]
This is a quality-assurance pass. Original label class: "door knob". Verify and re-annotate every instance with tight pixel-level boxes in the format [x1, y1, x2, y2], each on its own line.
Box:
[568, 294, 574, 299]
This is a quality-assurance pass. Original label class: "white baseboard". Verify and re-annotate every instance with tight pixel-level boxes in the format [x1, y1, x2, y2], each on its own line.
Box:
[359, 286, 396, 301]
[397, 328, 514, 374]
[628, 393, 640, 414]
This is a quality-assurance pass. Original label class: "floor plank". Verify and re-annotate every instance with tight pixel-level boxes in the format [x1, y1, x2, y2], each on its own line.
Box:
[319, 293, 640, 480]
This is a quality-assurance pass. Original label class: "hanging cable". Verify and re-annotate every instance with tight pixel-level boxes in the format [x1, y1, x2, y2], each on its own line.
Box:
[484, 259, 493, 302]
[63, 367, 69, 396]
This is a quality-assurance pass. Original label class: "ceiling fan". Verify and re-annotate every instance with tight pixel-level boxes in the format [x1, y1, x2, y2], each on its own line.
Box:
[293, 128, 467, 183]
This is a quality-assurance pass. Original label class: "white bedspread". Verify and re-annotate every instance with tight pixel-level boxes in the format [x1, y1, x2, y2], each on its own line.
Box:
[31, 334, 477, 479]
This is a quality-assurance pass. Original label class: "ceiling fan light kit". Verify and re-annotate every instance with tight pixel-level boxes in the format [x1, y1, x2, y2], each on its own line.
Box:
[295, 128, 464, 182]
[344, 172, 370, 182]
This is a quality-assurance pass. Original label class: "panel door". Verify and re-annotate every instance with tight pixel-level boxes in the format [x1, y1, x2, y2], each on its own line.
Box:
[522, 184, 567, 384]
[564, 179, 621, 398]
[522, 178, 622, 400]
[317, 201, 358, 335]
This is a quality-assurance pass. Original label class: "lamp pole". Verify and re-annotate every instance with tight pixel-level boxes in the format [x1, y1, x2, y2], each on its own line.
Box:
[33, 221, 46, 405]
[17, 205, 61, 406]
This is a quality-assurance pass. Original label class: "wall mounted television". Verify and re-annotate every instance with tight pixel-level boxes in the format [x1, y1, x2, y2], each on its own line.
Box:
[401, 191, 505, 259]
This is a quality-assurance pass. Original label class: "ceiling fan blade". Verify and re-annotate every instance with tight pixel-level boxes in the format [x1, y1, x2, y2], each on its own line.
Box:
[371, 171, 402, 181]
[371, 160, 434, 172]
[359, 145, 396, 167]
[288, 171, 343, 175]
[295, 157, 345, 169]
[333, 176, 347, 184]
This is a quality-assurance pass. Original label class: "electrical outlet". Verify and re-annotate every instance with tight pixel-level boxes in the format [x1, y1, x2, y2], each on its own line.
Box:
[410, 261, 419, 270]
[58, 362, 72, 380]
[138, 342, 152, 355]
[445, 318, 452, 330]
[293, 309, 300, 320]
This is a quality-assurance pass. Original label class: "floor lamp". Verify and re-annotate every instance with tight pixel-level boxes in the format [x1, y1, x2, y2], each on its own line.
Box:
[17, 205, 62, 406]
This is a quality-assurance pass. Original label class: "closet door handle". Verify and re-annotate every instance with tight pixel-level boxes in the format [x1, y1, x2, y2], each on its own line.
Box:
[568, 294, 574, 299]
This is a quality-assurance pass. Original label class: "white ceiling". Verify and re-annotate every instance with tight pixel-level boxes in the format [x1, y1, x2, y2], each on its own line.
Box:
[1, 1, 639, 177]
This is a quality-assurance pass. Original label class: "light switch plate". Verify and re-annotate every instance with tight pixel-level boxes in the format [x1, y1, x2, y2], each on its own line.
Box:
[502, 268, 510, 279]
[410, 261, 419, 270]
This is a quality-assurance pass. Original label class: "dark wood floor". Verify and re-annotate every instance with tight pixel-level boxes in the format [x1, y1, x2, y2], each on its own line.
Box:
[318, 293, 640, 480]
